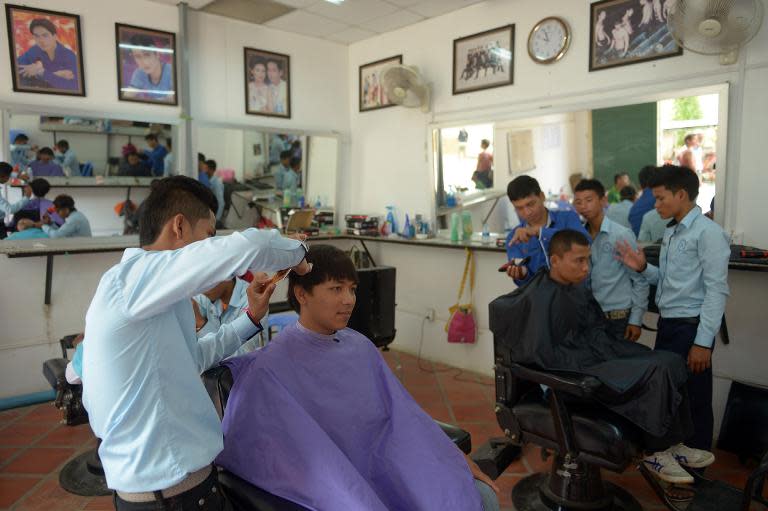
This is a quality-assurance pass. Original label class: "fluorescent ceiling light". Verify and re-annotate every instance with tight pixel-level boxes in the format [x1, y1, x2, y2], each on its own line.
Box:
[324, 0, 344, 4]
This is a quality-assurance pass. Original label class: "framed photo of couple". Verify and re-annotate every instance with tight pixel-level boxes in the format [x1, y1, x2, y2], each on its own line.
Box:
[244, 47, 291, 118]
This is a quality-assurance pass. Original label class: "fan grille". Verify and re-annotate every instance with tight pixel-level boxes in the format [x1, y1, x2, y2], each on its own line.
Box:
[669, 0, 763, 55]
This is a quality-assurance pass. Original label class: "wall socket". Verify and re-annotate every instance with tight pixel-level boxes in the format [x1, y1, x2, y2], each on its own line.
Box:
[425, 308, 436, 322]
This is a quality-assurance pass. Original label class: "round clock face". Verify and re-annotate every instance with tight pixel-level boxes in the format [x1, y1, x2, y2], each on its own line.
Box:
[528, 17, 570, 64]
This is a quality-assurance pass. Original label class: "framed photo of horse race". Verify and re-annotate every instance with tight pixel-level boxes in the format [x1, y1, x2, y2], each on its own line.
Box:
[453, 24, 514, 95]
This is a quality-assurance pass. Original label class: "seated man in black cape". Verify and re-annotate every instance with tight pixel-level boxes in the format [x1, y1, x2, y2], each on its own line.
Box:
[490, 229, 714, 484]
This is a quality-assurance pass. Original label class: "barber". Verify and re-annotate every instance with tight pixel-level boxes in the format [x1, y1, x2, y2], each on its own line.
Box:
[81, 176, 311, 510]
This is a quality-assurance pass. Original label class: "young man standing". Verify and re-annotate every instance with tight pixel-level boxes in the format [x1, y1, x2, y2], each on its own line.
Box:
[143, 134, 167, 176]
[617, 165, 730, 451]
[54, 140, 80, 177]
[505, 175, 586, 286]
[607, 172, 630, 204]
[573, 179, 648, 341]
[203, 159, 225, 225]
[82, 176, 310, 509]
[629, 165, 657, 236]
[273, 150, 293, 193]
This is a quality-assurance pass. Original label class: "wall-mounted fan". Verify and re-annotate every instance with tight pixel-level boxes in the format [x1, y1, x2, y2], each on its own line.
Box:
[381, 65, 431, 113]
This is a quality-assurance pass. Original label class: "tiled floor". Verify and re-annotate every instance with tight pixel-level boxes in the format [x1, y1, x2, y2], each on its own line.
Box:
[0, 348, 762, 511]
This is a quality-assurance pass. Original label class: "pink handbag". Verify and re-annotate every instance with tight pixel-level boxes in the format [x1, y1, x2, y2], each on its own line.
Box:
[446, 249, 477, 344]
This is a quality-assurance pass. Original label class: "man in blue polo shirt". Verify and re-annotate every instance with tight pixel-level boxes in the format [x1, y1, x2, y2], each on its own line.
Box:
[629, 165, 657, 236]
[618, 165, 730, 452]
[504, 175, 586, 286]
[143, 134, 167, 176]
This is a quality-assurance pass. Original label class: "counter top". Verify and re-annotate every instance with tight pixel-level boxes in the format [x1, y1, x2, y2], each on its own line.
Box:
[11, 177, 156, 188]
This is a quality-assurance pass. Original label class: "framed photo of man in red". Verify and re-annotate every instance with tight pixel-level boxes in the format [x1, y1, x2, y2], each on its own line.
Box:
[4, 4, 85, 96]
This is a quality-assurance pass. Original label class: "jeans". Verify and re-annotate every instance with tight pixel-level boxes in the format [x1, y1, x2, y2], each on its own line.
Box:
[655, 317, 714, 451]
[113, 470, 231, 511]
[475, 479, 500, 511]
[605, 317, 629, 340]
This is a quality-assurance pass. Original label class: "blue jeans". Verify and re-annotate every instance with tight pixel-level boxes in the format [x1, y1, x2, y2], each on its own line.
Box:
[475, 479, 500, 511]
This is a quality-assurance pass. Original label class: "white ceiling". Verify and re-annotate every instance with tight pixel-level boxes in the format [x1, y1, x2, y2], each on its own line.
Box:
[150, 0, 486, 44]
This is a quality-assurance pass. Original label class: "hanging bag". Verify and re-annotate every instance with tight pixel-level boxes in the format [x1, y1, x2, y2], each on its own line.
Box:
[446, 249, 477, 344]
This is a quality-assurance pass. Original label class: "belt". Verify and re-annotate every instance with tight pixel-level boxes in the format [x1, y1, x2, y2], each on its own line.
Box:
[605, 309, 630, 320]
[116, 465, 212, 503]
[662, 316, 700, 325]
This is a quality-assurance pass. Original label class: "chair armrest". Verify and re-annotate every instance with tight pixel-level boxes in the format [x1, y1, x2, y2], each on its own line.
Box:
[508, 362, 602, 399]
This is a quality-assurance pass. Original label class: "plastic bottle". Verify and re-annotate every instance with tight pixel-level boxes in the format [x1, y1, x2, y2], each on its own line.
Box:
[482, 223, 490, 243]
[402, 214, 412, 239]
[297, 187, 305, 208]
[462, 210, 473, 241]
[315, 196, 322, 208]
[450, 212, 460, 242]
[283, 189, 292, 207]
[385, 206, 397, 235]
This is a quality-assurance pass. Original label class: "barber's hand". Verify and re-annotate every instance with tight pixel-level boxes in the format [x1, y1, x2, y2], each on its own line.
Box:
[688, 345, 712, 374]
[506, 264, 528, 281]
[509, 226, 538, 245]
[624, 324, 642, 342]
[191, 300, 207, 332]
[615, 240, 647, 272]
[465, 455, 500, 495]
[246, 272, 276, 323]
[22, 185, 32, 198]
[41, 214, 51, 225]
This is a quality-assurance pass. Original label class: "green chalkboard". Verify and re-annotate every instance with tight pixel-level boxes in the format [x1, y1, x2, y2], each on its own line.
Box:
[592, 103, 657, 188]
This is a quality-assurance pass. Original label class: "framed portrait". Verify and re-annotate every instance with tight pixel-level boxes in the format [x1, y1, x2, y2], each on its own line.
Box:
[4, 4, 85, 96]
[115, 23, 178, 105]
[589, 0, 683, 72]
[359, 55, 402, 112]
[244, 47, 291, 118]
[453, 25, 514, 95]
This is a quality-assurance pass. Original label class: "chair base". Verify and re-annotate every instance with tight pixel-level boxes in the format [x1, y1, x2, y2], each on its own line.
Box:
[58, 448, 110, 497]
[513, 473, 642, 511]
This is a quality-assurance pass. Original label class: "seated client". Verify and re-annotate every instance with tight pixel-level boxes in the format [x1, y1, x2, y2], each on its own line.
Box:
[490, 229, 714, 484]
[217, 245, 500, 511]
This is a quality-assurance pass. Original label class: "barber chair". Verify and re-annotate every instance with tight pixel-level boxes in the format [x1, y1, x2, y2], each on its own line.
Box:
[201, 365, 472, 510]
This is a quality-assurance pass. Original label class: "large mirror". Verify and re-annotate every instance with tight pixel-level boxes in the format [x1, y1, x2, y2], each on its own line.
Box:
[433, 86, 727, 239]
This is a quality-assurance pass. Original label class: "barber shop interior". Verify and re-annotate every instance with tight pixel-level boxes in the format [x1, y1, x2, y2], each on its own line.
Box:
[1, 0, 767, 510]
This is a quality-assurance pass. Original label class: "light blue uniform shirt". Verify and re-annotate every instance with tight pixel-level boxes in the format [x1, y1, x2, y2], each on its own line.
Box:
[282, 169, 298, 195]
[82, 229, 306, 492]
[641, 207, 730, 348]
[0, 195, 28, 216]
[586, 217, 649, 326]
[195, 278, 265, 355]
[56, 149, 81, 177]
[274, 164, 291, 190]
[209, 176, 225, 221]
[10, 144, 32, 168]
[43, 210, 92, 238]
[638, 209, 669, 243]
[163, 152, 175, 177]
[606, 200, 633, 229]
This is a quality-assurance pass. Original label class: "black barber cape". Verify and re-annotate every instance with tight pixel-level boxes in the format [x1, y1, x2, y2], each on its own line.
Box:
[489, 271, 688, 438]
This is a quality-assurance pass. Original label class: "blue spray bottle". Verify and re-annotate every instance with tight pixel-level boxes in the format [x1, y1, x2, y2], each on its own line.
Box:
[385, 206, 397, 236]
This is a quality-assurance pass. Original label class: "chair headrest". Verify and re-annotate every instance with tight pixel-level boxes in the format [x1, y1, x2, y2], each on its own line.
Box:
[201, 365, 234, 420]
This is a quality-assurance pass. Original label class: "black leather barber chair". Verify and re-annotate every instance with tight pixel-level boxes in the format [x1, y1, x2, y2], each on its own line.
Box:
[201, 365, 472, 510]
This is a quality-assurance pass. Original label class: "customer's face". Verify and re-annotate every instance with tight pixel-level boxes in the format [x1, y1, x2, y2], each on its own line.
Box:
[38, 153, 52, 163]
[550, 244, 591, 285]
[128, 154, 140, 165]
[297, 278, 357, 333]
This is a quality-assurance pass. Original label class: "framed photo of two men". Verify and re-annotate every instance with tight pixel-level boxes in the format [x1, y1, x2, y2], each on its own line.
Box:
[115, 23, 178, 105]
[244, 47, 291, 118]
[4, 4, 86, 96]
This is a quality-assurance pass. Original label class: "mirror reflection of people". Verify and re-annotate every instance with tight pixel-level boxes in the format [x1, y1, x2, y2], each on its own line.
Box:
[217, 245, 500, 511]
[197, 152, 210, 187]
[54, 140, 80, 177]
[37, 194, 92, 238]
[203, 159, 225, 225]
[505, 176, 586, 286]
[247, 56, 272, 113]
[118, 151, 151, 177]
[6, 218, 49, 240]
[16, 177, 64, 229]
[143, 133, 167, 176]
[163, 138, 175, 177]
[82, 176, 310, 509]
[266, 58, 288, 114]
[10, 134, 36, 169]
[471, 139, 493, 189]
[0, 163, 33, 226]
[17, 18, 79, 91]
[125, 34, 174, 102]
[28, 147, 64, 177]
[273, 150, 292, 193]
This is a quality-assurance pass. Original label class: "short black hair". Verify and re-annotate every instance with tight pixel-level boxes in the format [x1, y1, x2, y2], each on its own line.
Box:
[0, 162, 12, 178]
[30, 178, 51, 198]
[53, 194, 75, 211]
[574, 178, 605, 198]
[507, 175, 542, 202]
[280, 150, 292, 161]
[13, 134, 28, 144]
[613, 172, 628, 184]
[139, 176, 218, 246]
[649, 164, 699, 201]
[684, 134, 696, 144]
[198, 152, 206, 163]
[480, 139, 490, 148]
[205, 159, 217, 171]
[620, 185, 636, 201]
[145, 133, 158, 142]
[129, 34, 156, 48]
[56, 139, 69, 151]
[38, 147, 55, 157]
[638, 165, 656, 189]
[287, 245, 358, 313]
[549, 229, 590, 258]
[289, 157, 301, 168]
[29, 18, 56, 36]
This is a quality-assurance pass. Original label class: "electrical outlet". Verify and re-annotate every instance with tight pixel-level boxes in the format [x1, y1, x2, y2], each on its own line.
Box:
[425, 308, 435, 322]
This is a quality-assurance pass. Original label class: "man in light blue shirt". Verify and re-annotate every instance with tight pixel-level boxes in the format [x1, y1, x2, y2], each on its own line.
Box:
[0, 163, 32, 217]
[10, 134, 34, 169]
[273, 150, 292, 192]
[574, 179, 648, 341]
[618, 165, 730, 452]
[606, 185, 635, 229]
[82, 176, 310, 506]
[638, 208, 669, 243]
[39, 195, 92, 238]
[55, 140, 81, 177]
[203, 159, 226, 225]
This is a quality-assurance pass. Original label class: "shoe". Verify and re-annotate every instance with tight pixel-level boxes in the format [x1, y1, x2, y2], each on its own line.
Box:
[667, 443, 715, 469]
[642, 451, 694, 484]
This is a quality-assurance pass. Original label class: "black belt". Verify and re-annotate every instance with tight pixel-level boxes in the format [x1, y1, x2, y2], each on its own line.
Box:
[662, 316, 700, 325]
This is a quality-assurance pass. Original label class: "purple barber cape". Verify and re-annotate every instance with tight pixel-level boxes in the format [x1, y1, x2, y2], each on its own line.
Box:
[216, 323, 483, 511]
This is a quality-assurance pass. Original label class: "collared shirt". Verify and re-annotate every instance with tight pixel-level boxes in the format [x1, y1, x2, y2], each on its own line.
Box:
[17, 42, 80, 91]
[282, 169, 299, 195]
[274, 164, 291, 190]
[129, 62, 175, 103]
[163, 153, 175, 177]
[43, 210, 92, 238]
[195, 279, 264, 356]
[82, 229, 306, 492]
[629, 188, 655, 236]
[0, 195, 28, 217]
[208, 176, 225, 221]
[638, 209, 668, 243]
[29, 160, 64, 177]
[144, 145, 168, 176]
[10, 144, 32, 168]
[606, 200, 633, 229]
[586, 217, 648, 326]
[506, 208, 588, 286]
[56, 149, 80, 177]
[641, 207, 730, 348]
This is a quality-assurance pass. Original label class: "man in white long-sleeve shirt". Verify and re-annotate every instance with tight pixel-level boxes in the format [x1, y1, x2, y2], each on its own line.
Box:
[81, 176, 311, 510]
[0, 162, 32, 219]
